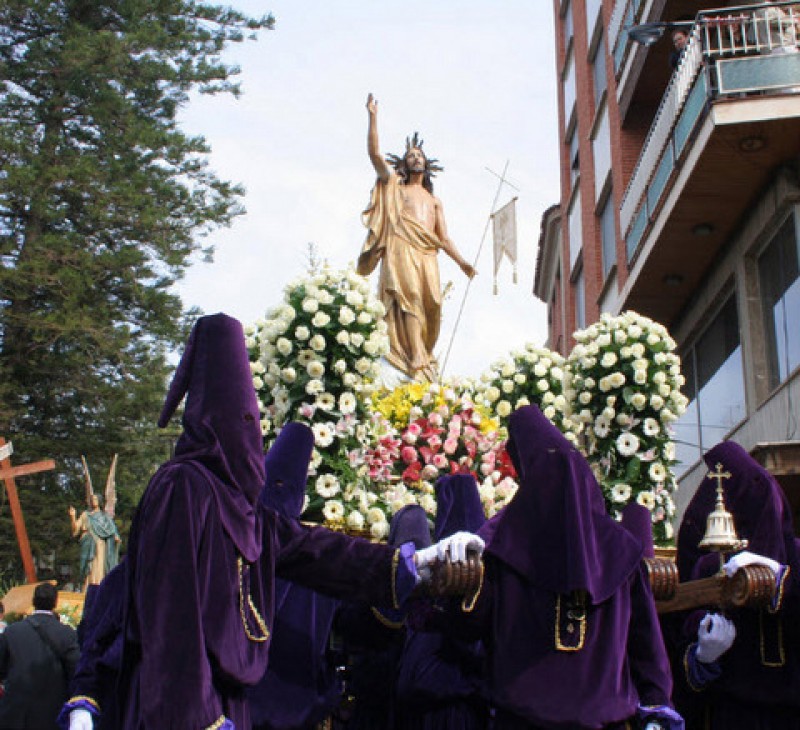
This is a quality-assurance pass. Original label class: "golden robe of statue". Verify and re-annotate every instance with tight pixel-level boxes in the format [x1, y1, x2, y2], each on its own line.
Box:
[358, 174, 443, 378]
[358, 94, 475, 380]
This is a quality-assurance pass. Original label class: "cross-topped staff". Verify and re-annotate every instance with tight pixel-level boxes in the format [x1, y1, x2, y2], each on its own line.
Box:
[0, 437, 56, 583]
[708, 462, 732, 494]
[439, 161, 518, 378]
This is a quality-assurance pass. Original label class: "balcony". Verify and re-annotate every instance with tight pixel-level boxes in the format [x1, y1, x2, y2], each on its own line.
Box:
[617, 2, 800, 327]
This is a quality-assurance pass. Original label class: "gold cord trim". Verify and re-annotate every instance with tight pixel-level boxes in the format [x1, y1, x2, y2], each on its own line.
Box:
[554, 592, 586, 651]
[370, 605, 405, 629]
[768, 565, 790, 614]
[461, 558, 484, 613]
[684, 644, 706, 693]
[238, 556, 270, 643]
[391, 548, 400, 609]
[67, 696, 100, 711]
[204, 715, 227, 730]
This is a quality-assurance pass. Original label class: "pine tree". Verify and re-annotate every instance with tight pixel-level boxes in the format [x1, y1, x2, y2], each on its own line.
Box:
[0, 0, 273, 581]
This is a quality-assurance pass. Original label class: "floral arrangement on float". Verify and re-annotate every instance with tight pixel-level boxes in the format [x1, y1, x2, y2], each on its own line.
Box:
[565, 311, 688, 543]
[368, 379, 518, 518]
[477, 343, 579, 443]
[246, 265, 398, 538]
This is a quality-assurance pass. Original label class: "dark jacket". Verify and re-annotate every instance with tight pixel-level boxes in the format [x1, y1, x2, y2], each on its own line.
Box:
[0, 612, 80, 729]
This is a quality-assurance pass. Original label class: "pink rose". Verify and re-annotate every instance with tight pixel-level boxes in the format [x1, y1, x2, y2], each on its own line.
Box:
[401, 445, 417, 464]
[443, 438, 458, 455]
[433, 453, 448, 469]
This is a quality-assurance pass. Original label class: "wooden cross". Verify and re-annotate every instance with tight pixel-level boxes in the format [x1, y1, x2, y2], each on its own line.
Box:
[0, 437, 56, 583]
[708, 462, 732, 495]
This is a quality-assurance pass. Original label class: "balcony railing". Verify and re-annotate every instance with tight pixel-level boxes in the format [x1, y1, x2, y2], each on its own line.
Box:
[619, 2, 800, 260]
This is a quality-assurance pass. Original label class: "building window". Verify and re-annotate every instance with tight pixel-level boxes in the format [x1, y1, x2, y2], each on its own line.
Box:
[568, 125, 580, 189]
[592, 33, 607, 109]
[574, 266, 586, 330]
[674, 296, 746, 475]
[563, 47, 577, 131]
[592, 105, 611, 202]
[599, 189, 616, 278]
[758, 212, 800, 391]
[568, 189, 582, 272]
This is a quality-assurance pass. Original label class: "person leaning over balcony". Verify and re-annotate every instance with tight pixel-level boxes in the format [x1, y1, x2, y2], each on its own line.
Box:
[446, 406, 683, 730]
[669, 16, 694, 70]
[672, 440, 800, 730]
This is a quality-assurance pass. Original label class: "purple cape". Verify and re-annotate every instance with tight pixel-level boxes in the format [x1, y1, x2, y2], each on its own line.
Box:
[396, 473, 488, 730]
[454, 406, 672, 728]
[674, 440, 800, 724]
[117, 314, 407, 729]
[677, 440, 800, 581]
[248, 422, 342, 729]
[488, 405, 642, 604]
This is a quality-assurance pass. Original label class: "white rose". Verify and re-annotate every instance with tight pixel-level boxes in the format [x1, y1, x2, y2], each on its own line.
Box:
[309, 334, 326, 352]
[347, 511, 365, 530]
[339, 307, 356, 326]
[276, 337, 292, 356]
[302, 298, 319, 313]
[312, 311, 331, 328]
[307, 360, 325, 379]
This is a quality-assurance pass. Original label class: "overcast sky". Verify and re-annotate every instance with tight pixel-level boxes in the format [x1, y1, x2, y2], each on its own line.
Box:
[177, 1, 559, 378]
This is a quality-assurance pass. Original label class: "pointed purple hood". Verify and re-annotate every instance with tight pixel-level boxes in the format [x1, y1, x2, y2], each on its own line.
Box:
[388, 504, 432, 550]
[260, 423, 314, 519]
[487, 406, 642, 604]
[158, 313, 264, 561]
[677, 440, 800, 581]
[434, 474, 485, 541]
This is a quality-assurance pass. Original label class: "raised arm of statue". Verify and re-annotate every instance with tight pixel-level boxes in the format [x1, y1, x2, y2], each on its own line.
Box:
[366, 93, 391, 183]
[434, 198, 477, 279]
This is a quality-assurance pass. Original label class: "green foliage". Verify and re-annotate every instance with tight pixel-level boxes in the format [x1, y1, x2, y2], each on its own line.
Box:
[0, 1, 272, 581]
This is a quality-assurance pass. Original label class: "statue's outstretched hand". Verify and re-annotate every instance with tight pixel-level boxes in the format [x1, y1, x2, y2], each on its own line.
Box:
[460, 261, 477, 279]
[366, 93, 378, 116]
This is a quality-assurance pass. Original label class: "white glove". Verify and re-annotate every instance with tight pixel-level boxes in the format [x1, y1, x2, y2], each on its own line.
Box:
[723, 550, 782, 579]
[435, 531, 485, 563]
[695, 612, 736, 664]
[70, 708, 94, 730]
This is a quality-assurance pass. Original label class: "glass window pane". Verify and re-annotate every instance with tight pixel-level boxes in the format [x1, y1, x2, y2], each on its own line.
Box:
[575, 268, 586, 330]
[759, 214, 800, 389]
[593, 34, 607, 108]
[568, 190, 582, 271]
[694, 297, 746, 449]
[600, 191, 616, 278]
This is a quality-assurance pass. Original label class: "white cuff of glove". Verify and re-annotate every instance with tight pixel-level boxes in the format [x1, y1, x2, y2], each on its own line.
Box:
[723, 550, 782, 579]
[695, 612, 736, 664]
[70, 708, 94, 730]
[415, 543, 441, 571]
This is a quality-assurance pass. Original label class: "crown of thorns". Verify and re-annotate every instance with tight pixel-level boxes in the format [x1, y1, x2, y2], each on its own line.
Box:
[386, 132, 444, 176]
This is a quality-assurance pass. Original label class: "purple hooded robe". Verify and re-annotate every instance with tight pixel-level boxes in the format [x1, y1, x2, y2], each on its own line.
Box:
[335, 505, 432, 730]
[74, 314, 416, 730]
[674, 440, 800, 729]
[452, 406, 678, 730]
[396, 474, 489, 730]
[248, 422, 342, 730]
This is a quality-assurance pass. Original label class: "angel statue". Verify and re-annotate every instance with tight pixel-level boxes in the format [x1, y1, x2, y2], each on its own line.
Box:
[68, 455, 121, 590]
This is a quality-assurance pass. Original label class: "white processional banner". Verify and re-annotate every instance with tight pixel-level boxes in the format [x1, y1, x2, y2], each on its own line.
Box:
[492, 197, 518, 294]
